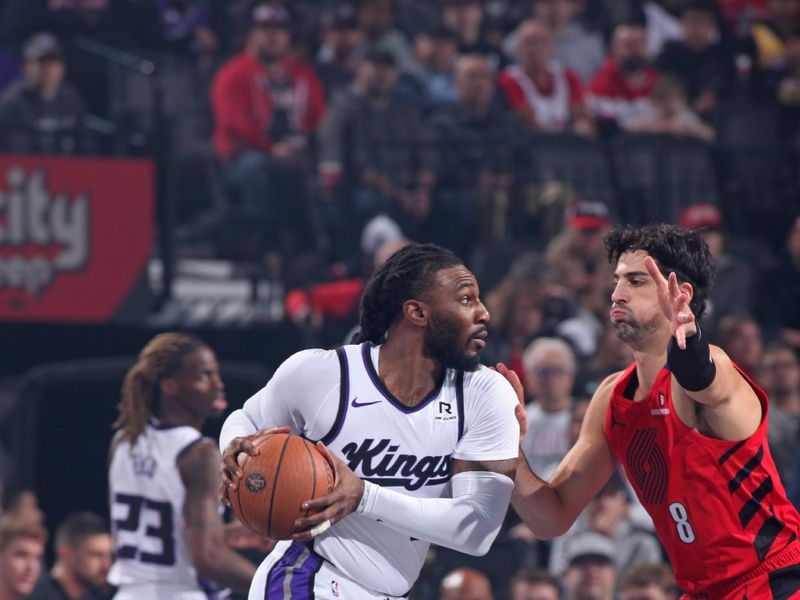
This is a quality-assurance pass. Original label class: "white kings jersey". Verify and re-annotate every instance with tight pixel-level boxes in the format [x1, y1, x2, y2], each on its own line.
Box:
[225, 343, 519, 597]
[108, 420, 205, 593]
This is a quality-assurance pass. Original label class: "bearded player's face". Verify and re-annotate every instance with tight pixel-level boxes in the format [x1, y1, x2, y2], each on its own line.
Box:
[609, 250, 666, 345]
[422, 266, 489, 371]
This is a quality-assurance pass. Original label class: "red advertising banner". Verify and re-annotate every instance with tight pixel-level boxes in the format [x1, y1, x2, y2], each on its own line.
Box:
[0, 155, 154, 322]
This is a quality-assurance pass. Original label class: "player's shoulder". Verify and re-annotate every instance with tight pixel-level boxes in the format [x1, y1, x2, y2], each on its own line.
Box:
[462, 365, 518, 405]
[276, 347, 342, 377]
[591, 370, 626, 409]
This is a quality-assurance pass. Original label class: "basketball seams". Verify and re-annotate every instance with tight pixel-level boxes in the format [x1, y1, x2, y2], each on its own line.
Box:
[268, 434, 293, 538]
[300, 438, 317, 517]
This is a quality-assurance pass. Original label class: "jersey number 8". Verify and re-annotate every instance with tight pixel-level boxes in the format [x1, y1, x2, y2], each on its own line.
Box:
[668, 501, 696, 544]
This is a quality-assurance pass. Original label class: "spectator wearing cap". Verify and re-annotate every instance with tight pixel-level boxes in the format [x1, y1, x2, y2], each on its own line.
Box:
[316, 4, 364, 100]
[0, 32, 93, 154]
[317, 44, 438, 246]
[498, 19, 594, 135]
[678, 203, 753, 334]
[561, 531, 618, 600]
[655, 1, 735, 119]
[210, 4, 326, 259]
[550, 471, 662, 579]
[620, 563, 678, 600]
[587, 22, 661, 134]
[427, 53, 520, 252]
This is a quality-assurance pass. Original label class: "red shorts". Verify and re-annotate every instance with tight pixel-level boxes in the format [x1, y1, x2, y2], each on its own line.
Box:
[682, 544, 800, 600]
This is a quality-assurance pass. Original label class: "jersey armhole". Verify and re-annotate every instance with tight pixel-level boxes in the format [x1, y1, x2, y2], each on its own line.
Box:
[318, 347, 349, 445]
[456, 371, 465, 443]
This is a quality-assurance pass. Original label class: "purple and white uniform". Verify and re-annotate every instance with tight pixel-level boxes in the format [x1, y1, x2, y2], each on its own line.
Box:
[219, 343, 519, 599]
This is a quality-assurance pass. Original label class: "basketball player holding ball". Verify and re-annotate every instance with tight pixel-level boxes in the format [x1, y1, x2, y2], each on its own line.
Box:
[109, 333, 259, 599]
[220, 244, 522, 600]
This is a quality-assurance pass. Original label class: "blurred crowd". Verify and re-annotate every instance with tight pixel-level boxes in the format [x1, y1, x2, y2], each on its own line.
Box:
[2, 0, 800, 599]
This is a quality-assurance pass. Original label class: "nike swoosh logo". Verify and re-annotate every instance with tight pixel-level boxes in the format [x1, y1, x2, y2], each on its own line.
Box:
[350, 397, 381, 408]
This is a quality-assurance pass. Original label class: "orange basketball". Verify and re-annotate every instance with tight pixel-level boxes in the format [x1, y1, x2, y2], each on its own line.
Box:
[230, 433, 335, 540]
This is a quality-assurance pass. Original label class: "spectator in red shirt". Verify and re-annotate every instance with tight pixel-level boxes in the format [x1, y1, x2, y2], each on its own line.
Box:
[587, 22, 661, 134]
[211, 4, 326, 256]
[498, 19, 594, 135]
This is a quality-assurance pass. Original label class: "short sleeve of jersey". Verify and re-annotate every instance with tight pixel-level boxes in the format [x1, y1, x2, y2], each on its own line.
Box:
[240, 348, 342, 439]
[453, 366, 520, 462]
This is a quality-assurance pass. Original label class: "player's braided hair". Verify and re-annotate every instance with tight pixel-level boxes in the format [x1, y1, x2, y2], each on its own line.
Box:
[113, 332, 206, 445]
[354, 243, 463, 344]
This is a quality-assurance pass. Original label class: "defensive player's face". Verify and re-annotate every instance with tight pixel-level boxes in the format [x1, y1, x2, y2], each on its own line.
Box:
[424, 266, 489, 371]
[67, 534, 113, 590]
[610, 251, 666, 345]
[169, 347, 227, 419]
[0, 538, 44, 597]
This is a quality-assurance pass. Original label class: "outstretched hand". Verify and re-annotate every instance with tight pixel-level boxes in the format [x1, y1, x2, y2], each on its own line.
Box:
[644, 256, 697, 349]
[292, 442, 363, 542]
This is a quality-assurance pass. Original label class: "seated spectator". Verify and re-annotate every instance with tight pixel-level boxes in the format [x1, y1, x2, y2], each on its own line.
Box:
[439, 567, 494, 600]
[655, 1, 736, 119]
[316, 5, 364, 100]
[587, 22, 661, 133]
[353, 0, 417, 76]
[746, 0, 800, 70]
[715, 314, 765, 379]
[317, 45, 437, 240]
[506, 0, 606, 84]
[399, 25, 460, 112]
[428, 53, 520, 250]
[210, 5, 326, 258]
[678, 203, 753, 333]
[498, 19, 594, 135]
[561, 531, 618, 600]
[520, 337, 577, 479]
[757, 212, 800, 348]
[625, 74, 715, 141]
[0, 514, 47, 600]
[0, 32, 92, 154]
[28, 512, 113, 600]
[508, 567, 560, 600]
[620, 563, 678, 600]
[550, 472, 663, 578]
[759, 342, 800, 484]
[442, 0, 504, 65]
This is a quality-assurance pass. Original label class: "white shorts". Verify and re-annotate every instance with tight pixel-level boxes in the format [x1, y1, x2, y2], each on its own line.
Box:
[248, 541, 408, 600]
[113, 582, 211, 600]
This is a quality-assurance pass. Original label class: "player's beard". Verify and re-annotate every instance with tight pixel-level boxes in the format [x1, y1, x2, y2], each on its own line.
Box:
[423, 313, 481, 371]
[614, 311, 661, 344]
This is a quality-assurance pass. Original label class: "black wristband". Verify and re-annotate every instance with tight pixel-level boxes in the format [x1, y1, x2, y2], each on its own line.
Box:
[667, 324, 717, 392]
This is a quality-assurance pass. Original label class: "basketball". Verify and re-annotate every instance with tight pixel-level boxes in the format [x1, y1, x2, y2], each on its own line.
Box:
[230, 432, 335, 540]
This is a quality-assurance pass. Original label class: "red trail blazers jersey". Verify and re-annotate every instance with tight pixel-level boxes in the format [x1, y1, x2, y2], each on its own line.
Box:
[605, 363, 800, 594]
